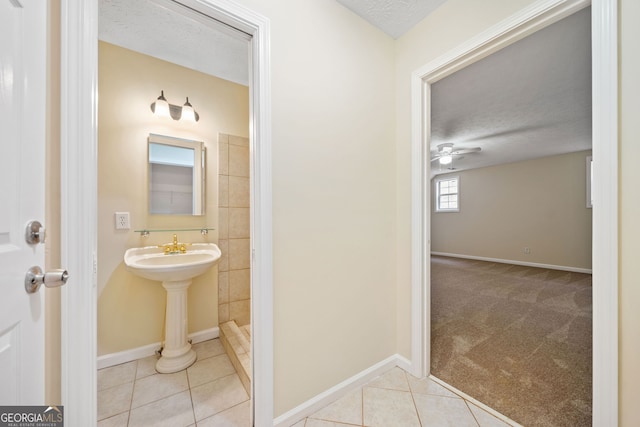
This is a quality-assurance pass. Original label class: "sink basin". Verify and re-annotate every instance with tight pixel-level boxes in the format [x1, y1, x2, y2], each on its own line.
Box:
[124, 243, 221, 282]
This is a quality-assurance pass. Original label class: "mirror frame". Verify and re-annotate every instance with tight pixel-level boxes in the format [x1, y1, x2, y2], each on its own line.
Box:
[147, 133, 206, 216]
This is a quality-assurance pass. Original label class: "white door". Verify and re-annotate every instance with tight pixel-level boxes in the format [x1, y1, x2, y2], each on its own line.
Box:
[0, 0, 48, 405]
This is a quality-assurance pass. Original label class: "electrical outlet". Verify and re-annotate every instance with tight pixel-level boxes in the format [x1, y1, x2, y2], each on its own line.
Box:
[115, 212, 130, 230]
[524, 247, 531, 254]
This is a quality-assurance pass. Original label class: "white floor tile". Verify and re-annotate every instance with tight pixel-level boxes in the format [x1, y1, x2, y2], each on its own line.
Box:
[95, 342, 517, 427]
[191, 374, 249, 421]
[128, 390, 194, 427]
[407, 376, 458, 398]
[98, 361, 137, 391]
[309, 388, 362, 425]
[305, 419, 359, 427]
[365, 366, 410, 391]
[135, 355, 159, 380]
[131, 371, 189, 409]
[97, 411, 129, 427]
[467, 402, 512, 427]
[413, 393, 478, 427]
[193, 339, 226, 360]
[97, 381, 133, 421]
[363, 387, 420, 427]
[187, 353, 236, 388]
[197, 400, 251, 427]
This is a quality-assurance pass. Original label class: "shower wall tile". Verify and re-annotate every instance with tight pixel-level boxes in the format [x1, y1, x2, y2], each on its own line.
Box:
[219, 133, 250, 327]
[218, 207, 229, 240]
[229, 239, 250, 270]
[229, 135, 249, 147]
[219, 303, 229, 323]
[218, 272, 229, 304]
[219, 140, 229, 176]
[228, 177, 250, 208]
[229, 269, 250, 301]
[218, 239, 229, 273]
[229, 145, 250, 178]
[218, 175, 229, 208]
[229, 208, 250, 239]
[229, 300, 250, 326]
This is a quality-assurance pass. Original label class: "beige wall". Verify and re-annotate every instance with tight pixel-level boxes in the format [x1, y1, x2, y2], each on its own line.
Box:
[431, 151, 593, 270]
[218, 133, 251, 327]
[228, 0, 398, 417]
[619, 0, 640, 424]
[97, 42, 249, 356]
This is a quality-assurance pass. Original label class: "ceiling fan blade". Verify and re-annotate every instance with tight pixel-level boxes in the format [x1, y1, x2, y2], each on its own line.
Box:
[451, 147, 481, 155]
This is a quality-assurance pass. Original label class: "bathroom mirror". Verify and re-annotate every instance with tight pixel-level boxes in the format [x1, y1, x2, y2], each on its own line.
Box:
[148, 133, 206, 215]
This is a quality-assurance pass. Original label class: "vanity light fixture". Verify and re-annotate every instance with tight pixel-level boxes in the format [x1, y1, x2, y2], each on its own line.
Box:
[150, 90, 200, 122]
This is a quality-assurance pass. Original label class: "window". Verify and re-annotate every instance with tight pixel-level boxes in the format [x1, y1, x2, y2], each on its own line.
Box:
[435, 176, 459, 212]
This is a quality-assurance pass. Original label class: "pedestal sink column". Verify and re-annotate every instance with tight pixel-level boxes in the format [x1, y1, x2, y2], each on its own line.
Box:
[156, 279, 197, 373]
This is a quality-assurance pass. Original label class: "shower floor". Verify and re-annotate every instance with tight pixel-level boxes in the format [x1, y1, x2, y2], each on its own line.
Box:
[220, 320, 251, 394]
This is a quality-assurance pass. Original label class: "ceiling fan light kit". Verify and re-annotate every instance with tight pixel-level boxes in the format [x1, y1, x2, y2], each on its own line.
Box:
[431, 143, 481, 167]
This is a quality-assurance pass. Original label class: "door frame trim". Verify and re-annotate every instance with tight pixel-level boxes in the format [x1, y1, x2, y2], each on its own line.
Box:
[60, 0, 273, 424]
[409, 0, 618, 425]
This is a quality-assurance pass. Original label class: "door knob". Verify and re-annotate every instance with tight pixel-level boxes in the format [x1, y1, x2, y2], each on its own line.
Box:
[25, 266, 69, 294]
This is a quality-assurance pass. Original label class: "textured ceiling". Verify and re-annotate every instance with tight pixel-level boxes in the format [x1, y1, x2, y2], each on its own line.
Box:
[99, 1, 591, 176]
[430, 7, 592, 176]
[335, 0, 447, 38]
[98, 0, 249, 86]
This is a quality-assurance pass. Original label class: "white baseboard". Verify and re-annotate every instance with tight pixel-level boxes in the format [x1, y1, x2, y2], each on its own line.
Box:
[97, 327, 219, 370]
[395, 354, 413, 373]
[188, 327, 220, 345]
[273, 354, 406, 427]
[431, 252, 592, 274]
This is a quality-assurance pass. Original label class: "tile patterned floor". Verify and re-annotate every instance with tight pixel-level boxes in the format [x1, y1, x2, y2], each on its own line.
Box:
[292, 366, 515, 427]
[97, 339, 250, 426]
[98, 338, 514, 426]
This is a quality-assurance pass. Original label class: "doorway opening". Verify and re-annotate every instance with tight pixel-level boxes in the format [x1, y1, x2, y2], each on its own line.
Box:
[428, 7, 592, 426]
[60, 0, 272, 425]
[409, 0, 617, 425]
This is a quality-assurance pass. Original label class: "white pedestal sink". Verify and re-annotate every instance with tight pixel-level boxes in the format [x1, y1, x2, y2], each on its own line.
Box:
[124, 243, 221, 373]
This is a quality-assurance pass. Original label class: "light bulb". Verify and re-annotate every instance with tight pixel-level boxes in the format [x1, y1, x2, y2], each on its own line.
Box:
[181, 97, 196, 122]
[439, 155, 453, 165]
[153, 90, 170, 118]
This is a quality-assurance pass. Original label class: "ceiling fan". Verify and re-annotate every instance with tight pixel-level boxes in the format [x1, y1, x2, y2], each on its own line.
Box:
[430, 143, 481, 165]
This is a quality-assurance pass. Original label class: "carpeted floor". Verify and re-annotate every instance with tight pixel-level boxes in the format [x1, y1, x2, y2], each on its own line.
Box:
[430, 255, 592, 427]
